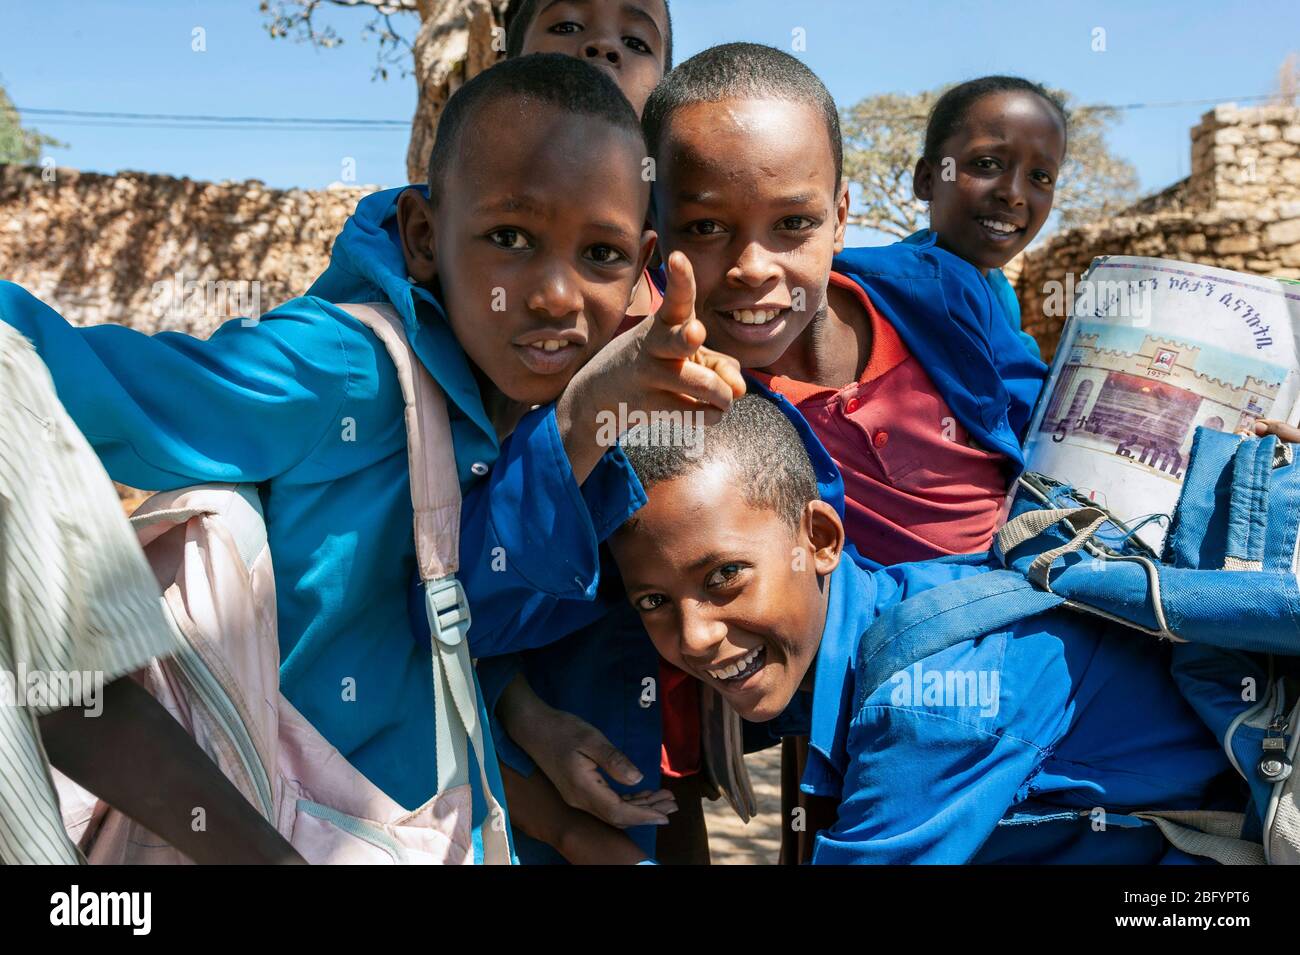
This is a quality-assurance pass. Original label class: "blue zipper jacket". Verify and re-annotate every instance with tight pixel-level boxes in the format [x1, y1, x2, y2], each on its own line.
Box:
[801, 554, 1232, 863]
[833, 237, 1047, 469]
[0, 185, 640, 826]
[469, 377, 853, 861]
[902, 228, 1043, 363]
[484, 239, 1051, 857]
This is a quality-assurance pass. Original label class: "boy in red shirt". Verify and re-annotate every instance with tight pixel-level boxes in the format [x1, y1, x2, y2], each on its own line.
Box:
[639, 43, 1055, 857]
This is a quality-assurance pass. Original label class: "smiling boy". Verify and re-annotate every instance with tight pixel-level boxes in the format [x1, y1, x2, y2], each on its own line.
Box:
[908, 76, 1071, 360]
[608, 395, 1231, 864]
[643, 44, 1047, 566]
[0, 55, 741, 842]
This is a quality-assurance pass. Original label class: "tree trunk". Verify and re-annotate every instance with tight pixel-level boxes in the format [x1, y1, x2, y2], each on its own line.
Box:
[405, 0, 510, 183]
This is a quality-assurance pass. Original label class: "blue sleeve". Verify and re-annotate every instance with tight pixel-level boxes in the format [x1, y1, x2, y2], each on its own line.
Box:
[455, 404, 646, 659]
[0, 283, 354, 488]
[812, 706, 1046, 864]
[475, 653, 538, 777]
[987, 268, 1042, 364]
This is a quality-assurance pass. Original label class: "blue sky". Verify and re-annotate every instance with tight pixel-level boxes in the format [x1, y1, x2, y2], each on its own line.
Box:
[3, 0, 1297, 237]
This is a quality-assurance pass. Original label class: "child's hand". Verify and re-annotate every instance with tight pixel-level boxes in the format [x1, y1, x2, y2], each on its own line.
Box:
[556, 252, 746, 482]
[497, 676, 677, 828]
[638, 251, 748, 421]
[500, 764, 655, 865]
[521, 707, 677, 828]
[1250, 419, 1300, 444]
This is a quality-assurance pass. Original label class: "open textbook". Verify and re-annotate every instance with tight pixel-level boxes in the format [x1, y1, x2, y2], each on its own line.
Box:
[1021, 256, 1300, 552]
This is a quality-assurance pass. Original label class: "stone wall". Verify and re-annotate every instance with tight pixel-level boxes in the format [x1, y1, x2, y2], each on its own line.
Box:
[0, 164, 374, 335]
[1016, 104, 1300, 360]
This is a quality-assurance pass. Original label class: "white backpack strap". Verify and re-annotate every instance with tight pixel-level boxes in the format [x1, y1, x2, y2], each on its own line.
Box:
[1132, 810, 1265, 865]
[336, 303, 509, 863]
[336, 303, 461, 580]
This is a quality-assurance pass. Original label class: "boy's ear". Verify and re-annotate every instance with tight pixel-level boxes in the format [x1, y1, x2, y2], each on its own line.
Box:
[397, 188, 439, 284]
[803, 500, 844, 578]
[912, 157, 934, 203]
[833, 180, 850, 253]
[635, 229, 659, 285]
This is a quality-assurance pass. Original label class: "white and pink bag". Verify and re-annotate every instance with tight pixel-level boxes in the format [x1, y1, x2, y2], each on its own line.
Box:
[58, 302, 512, 864]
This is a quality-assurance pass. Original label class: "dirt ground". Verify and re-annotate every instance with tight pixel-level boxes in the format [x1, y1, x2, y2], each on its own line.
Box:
[701, 747, 783, 865]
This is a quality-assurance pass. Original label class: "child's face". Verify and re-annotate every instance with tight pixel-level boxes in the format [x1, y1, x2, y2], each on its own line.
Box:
[913, 90, 1066, 272]
[651, 98, 849, 370]
[399, 98, 654, 406]
[609, 459, 844, 722]
[518, 0, 669, 115]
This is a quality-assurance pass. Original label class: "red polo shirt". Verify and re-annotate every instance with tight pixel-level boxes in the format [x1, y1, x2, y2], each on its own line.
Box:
[752, 271, 1009, 566]
[658, 273, 1009, 778]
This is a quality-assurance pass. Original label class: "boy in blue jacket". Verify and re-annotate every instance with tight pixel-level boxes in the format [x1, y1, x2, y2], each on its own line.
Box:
[490, 43, 1054, 863]
[608, 394, 1232, 863]
[0, 54, 742, 850]
[904, 75, 1073, 363]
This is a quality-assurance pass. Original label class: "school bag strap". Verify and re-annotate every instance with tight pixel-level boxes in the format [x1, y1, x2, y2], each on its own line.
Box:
[850, 568, 1276, 864]
[854, 569, 1066, 710]
[1128, 810, 1264, 865]
[995, 501, 1180, 641]
[337, 303, 462, 583]
[335, 304, 499, 832]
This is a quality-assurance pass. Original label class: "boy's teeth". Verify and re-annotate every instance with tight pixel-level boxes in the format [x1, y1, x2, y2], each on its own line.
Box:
[711, 646, 761, 681]
[979, 218, 1018, 234]
[530, 339, 571, 352]
[732, 309, 780, 325]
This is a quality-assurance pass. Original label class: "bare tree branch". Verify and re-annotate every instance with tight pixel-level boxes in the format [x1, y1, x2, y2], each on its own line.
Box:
[260, 0, 422, 78]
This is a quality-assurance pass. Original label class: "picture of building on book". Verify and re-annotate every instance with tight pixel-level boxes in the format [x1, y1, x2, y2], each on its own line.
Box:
[1039, 323, 1288, 481]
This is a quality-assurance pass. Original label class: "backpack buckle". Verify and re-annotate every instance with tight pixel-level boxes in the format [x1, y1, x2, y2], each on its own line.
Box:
[425, 575, 471, 648]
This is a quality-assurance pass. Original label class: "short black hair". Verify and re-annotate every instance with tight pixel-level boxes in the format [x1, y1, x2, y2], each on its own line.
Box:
[426, 53, 644, 202]
[505, 0, 674, 69]
[922, 75, 1069, 163]
[619, 395, 819, 529]
[642, 42, 842, 187]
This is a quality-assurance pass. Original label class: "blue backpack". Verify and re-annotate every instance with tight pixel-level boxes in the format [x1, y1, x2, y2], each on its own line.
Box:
[856, 427, 1300, 864]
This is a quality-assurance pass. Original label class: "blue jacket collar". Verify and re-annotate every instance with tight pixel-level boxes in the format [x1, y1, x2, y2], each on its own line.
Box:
[745, 372, 847, 521]
[802, 557, 875, 797]
[833, 239, 1047, 471]
[307, 185, 498, 451]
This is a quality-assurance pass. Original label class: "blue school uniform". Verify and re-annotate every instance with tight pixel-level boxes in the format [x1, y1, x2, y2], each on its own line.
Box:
[833, 237, 1047, 466]
[648, 239, 1048, 467]
[0, 186, 639, 838]
[486, 241, 1052, 859]
[798, 554, 1231, 864]
[468, 377, 852, 862]
[903, 228, 1043, 362]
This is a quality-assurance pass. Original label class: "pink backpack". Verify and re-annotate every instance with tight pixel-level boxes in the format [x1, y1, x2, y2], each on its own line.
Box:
[57, 302, 512, 864]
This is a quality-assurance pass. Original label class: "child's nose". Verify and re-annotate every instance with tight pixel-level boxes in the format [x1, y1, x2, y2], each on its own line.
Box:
[584, 42, 621, 65]
[996, 173, 1027, 207]
[527, 266, 584, 319]
[728, 242, 781, 288]
[678, 602, 726, 658]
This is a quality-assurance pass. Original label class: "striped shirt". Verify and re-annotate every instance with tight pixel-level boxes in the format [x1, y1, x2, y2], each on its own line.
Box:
[0, 322, 179, 865]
